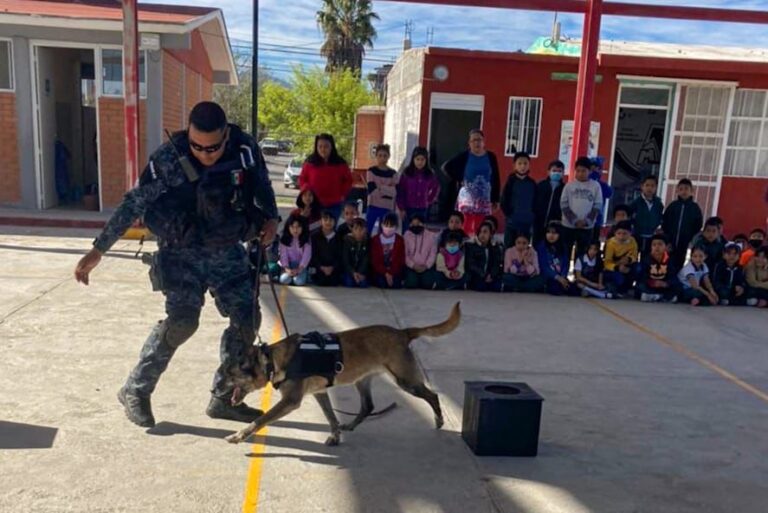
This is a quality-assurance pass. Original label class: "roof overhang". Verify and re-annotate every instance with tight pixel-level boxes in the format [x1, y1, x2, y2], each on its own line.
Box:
[0, 8, 237, 85]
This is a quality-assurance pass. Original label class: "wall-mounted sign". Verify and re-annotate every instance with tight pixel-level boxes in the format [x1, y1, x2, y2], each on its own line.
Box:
[559, 120, 600, 173]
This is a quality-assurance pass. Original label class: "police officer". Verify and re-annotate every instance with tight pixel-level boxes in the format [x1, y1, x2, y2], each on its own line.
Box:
[74, 102, 278, 428]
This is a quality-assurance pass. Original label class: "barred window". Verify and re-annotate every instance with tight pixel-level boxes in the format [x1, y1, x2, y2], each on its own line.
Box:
[505, 97, 542, 157]
[724, 89, 768, 178]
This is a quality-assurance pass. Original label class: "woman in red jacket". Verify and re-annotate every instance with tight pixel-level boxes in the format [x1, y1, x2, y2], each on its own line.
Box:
[371, 213, 405, 289]
[299, 133, 353, 220]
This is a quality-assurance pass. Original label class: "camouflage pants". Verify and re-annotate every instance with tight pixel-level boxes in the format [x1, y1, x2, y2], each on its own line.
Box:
[125, 244, 259, 398]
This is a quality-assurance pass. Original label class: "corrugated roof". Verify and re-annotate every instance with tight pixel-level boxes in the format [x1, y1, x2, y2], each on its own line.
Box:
[0, 0, 215, 24]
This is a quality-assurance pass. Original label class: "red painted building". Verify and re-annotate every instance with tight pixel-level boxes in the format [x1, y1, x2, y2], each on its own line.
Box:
[383, 42, 768, 236]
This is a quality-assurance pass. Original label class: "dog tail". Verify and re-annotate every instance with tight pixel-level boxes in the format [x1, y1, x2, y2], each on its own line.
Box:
[404, 302, 461, 342]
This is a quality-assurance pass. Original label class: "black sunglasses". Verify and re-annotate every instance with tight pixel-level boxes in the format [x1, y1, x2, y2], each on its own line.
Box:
[189, 128, 228, 153]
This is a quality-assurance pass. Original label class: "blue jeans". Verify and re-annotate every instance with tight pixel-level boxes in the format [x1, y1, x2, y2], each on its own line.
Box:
[343, 273, 369, 288]
[279, 268, 308, 286]
[375, 274, 403, 289]
[367, 205, 392, 234]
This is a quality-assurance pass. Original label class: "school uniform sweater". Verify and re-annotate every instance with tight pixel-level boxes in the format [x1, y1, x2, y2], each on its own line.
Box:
[366, 167, 399, 211]
[279, 239, 312, 269]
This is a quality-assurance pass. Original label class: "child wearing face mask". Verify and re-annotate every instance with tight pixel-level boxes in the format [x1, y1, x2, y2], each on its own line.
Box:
[739, 228, 766, 267]
[403, 213, 438, 290]
[435, 231, 466, 290]
[501, 152, 537, 248]
[370, 213, 406, 289]
[534, 160, 565, 245]
[465, 220, 504, 292]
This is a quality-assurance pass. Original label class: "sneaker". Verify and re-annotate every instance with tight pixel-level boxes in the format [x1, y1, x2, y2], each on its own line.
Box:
[719, 299, 730, 306]
[605, 292, 614, 299]
[669, 295, 678, 304]
[640, 293, 652, 302]
[747, 298, 759, 307]
[118, 386, 155, 428]
[206, 395, 264, 423]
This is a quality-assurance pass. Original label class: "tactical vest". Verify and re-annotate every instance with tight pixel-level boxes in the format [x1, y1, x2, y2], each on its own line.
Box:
[143, 133, 260, 249]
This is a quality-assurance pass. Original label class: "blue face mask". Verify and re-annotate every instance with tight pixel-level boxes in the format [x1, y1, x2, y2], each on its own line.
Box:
[550, 171, 563, 182]
[446, 245, 460, 255]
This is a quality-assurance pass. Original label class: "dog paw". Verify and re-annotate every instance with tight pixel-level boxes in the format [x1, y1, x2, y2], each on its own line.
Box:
[435, 416, 444, 430]
[225, 432, 245, 444]
[324, 434, 341, 446]
[339, 423, 355, 432]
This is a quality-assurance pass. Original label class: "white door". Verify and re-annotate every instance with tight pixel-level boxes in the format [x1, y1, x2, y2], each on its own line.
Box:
[32, 46, 58, 209]
[662, 84, 735, 217]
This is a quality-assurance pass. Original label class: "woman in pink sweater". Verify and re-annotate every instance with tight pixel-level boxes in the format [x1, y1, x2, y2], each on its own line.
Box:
[502, 232, 545, 293]
[403, 212, 438, 290]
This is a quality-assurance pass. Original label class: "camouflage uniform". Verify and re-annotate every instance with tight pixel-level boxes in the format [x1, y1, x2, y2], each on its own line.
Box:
[93, 125, 277, 399]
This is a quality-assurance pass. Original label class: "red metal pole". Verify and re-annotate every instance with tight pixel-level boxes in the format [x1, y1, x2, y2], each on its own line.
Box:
[122, 0, 140, 190]
[569, 0, 602, 173]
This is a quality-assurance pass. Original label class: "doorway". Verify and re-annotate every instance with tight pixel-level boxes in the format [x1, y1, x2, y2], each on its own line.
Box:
[609, 85, 672, 214]
[33, 45, 98, 210]
[427, 93, 484, 221]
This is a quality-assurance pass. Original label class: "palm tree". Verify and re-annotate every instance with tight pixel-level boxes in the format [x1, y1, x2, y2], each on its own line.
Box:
[317, 0, 379, 74]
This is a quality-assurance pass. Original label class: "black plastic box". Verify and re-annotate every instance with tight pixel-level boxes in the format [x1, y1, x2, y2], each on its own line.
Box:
[461, 381, 544, 457]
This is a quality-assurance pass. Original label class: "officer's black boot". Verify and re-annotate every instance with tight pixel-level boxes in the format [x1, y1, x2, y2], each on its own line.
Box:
[206, 395, 264, 423]
[118, 386, 155, 428]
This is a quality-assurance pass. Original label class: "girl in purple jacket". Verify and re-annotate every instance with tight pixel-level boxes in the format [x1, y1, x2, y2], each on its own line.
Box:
[396, 146, 440, 229]
[279, 214, 312, 286]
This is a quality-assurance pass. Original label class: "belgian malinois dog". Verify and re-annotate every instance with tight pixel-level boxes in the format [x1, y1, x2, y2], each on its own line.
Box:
[223, 302, 461, 446]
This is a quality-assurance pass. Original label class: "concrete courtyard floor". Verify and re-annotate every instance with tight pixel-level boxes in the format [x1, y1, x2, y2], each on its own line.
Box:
[1, 225, 767, 513]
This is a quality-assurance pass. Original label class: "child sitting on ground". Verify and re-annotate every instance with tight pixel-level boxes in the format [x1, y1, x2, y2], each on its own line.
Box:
[636, 234, 678, 303]
[309, 210, 342, 287]
[435, 231, 466, 290]
[503, 233, 544, 293]
[677, 246, 718, 306]
[574, 242, 611, 299]
[712, 242, 749, 306]
[403, 213, 438, 290]
[740, 228, 766, 266]
[466, 220, 504, 292]
[342, 217, 370, 288]
[745, 245, 768, 308]
[278, 214, 312, 286]
[371, 213, 406, 289]
[691, 217, 725, 271]
[536, 222, 572, 296]
[336, 201, 360, 240]
[603, 220, 638, 296]
[439, 210, 469, 246]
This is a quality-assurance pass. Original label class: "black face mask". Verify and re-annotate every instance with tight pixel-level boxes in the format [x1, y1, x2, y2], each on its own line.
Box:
[749, 239, 764, 249]
[410, 226, 425, 235]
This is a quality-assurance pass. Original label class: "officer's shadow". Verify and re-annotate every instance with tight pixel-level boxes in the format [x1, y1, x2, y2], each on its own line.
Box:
[147, 420, 341, 465]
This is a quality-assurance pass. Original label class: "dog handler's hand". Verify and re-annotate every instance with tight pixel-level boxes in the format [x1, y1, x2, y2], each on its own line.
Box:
[75, 248, 103, 285]
[260, 219, 278, 247]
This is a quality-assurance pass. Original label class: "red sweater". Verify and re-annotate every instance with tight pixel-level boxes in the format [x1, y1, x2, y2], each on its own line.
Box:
[371, 235, 405, 276]
[299, 161, 353, 208]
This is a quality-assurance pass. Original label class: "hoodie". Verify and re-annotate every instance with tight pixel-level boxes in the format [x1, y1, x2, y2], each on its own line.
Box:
[367, 167, 399, 210]
[560, 179, 604, 229]
[404, 229, 438, 269]
[712, 261, 746, 291]
[396, 169, 440, 211]
[310, 230, 342, 268]
[536, 240, 569, 279]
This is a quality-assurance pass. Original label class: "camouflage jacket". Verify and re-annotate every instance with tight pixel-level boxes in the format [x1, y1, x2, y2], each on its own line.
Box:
[93, 125, 278, 253]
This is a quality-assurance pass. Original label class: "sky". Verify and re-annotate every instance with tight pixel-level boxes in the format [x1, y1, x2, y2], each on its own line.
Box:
[145, 0, 768, 81]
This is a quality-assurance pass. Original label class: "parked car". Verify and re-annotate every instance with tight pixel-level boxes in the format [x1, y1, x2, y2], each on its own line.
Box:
[276, 140, 293, 153]
[259, 138, 280, 156]
[283, 157, 303, 188]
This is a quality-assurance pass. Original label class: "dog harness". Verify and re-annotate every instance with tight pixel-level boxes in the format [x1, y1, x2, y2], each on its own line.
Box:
[262, 332, 344, 390]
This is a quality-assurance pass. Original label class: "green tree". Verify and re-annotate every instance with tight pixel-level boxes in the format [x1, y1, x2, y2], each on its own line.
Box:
[317, 0, 379, 73]
[258, 67, 379, 161]
[213, 66, 272, 135]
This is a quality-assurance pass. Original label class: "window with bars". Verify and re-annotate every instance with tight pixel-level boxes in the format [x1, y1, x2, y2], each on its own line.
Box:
[725, 89, 768, 178]
[0, 40, 13, 91]
[505, 97, 542, 157]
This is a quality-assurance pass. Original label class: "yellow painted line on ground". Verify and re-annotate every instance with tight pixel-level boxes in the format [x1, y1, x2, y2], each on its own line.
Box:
[587, 299, 768, 405]
[242, 284, 289, 513]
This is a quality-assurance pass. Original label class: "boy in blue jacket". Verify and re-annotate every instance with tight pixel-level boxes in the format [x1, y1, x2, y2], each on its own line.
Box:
[501, 151, 537, 248]
[630, 175, 664, 259]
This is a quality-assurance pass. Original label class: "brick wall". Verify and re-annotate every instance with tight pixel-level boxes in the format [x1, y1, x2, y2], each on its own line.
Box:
[98, 97, 147, 208]
[185, 66, 201, 114]
[0, 92, 21, 204]
[201, 77, 213, 101]
[353, 109, 386, 170]
[163, 51, 184, 133]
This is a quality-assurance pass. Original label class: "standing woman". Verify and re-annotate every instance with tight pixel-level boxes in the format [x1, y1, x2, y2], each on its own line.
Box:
[299, 133, 353, 220]
[442, 129, 501, 236]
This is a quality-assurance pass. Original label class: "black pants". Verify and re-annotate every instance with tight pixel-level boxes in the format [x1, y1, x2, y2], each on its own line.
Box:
[562, 227, 593, 260]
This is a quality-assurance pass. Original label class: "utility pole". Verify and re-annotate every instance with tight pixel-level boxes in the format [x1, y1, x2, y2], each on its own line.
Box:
[251, 0, 259, 138]
[426, 26, 434, 45]
[403, 20, 413, 51]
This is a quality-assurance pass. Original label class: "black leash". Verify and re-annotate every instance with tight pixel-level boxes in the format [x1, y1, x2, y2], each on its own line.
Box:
[333, 402, 398, 417]
[257, 238, 290, 337]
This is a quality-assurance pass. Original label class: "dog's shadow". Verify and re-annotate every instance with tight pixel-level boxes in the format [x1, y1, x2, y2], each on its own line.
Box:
[146, 421, 343, 465]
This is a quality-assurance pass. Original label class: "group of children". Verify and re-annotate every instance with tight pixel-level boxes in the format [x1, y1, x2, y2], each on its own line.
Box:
[275, 146, 768, 308]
